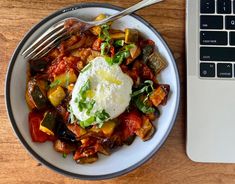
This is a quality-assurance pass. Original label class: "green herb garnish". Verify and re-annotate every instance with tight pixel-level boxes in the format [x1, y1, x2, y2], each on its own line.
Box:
[131, 80, 154, 97]
[62, 153, 67, 158]
[99, 24, 111, 41]
[131, 80, 155, 114]
[79, 116, 95, 128]
[112, 50, 130, 64]
[86, 100, 96, 115]
[114, 40, 125, 47]
[79, 79, 91, 99]
[95, 109, 110, 123]
[49, 79, 61, 88]
[134, 96, 155, 114]
[101, 42, 111, 55]
[79, 109, 110, 128]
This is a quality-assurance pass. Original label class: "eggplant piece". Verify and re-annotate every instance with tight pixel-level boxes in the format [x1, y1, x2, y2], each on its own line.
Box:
[27, 79, 47, 109]
[142, 45, 154, 63]
[147, 52, 168, 75]
[67, 124, 87, 138]
[124, 135, 136, 145]
[96, 143, 110, 155]
[135, 116, 155, 141]
[54, 139, 76, 154]
[149, 86, 169, 107]
[29, 59, 48, 75]
[55, 118, 78, 143]
[76, 153, 98, 164]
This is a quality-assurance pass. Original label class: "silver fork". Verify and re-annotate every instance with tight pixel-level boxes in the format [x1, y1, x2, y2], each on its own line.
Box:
[22, 0, 163, 60]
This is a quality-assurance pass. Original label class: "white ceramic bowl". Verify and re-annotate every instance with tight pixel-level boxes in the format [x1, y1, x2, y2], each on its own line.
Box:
[5, 3, 180, 180]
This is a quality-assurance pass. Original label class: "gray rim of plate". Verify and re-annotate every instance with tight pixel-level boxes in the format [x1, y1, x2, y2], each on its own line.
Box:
[5, 2, 180, 180]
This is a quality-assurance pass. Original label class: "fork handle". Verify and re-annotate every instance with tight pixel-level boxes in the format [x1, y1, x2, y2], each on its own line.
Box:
[94, 0, 164, 26]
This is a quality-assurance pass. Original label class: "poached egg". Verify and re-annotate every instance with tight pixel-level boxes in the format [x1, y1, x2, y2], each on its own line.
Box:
[70, 57, 133, 123]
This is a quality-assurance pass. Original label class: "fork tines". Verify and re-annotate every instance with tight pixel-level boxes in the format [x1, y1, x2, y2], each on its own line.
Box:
[22, 20, 67, 60]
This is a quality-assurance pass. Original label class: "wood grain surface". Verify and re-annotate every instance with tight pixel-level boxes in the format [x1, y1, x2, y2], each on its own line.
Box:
[1, 0, 235, 183]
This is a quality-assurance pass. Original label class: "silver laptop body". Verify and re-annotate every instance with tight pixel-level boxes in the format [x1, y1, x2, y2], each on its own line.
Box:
[187, 0, 235, 163]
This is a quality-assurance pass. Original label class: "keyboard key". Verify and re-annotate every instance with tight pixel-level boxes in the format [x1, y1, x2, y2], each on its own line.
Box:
[200, 47, 235, 61]
[229, 32, 235, 45]
[225, 16, 235, 29]
[201, 0, 215, 13]
[200, 31, 227, 45]
[217, 0, 231, 14]
[200, 16, 223, 29]
[200, 63, 215, 77]
[217, 63, 232, 78]
[234, 1, 235, 13]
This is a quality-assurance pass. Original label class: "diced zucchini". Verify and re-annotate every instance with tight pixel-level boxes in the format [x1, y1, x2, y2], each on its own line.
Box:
[47, 86, 66, 107]
[101, 120, 116, 136]
[39, 111, 56, 136]
[149, 86, 168, 107]
[110, 32, 125, 40]
[28, 80, 47, 109]
[53, 70, 77, 88]
[147, 52, 168, 75]
[124, 28, 139, 43]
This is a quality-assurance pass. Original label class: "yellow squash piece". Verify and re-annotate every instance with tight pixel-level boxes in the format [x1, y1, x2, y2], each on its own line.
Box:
[110, 32, 125, 40]
[124, 28, 139, 43]
[101, 120, 116, 136]
[47, 86, 66, 107]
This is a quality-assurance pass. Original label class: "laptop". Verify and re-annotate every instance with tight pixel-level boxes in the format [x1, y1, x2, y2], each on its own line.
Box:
[186, 0, 235, 163]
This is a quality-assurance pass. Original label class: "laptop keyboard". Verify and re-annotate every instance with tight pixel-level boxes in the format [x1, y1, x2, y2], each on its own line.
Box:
[200, 0, 235, 78]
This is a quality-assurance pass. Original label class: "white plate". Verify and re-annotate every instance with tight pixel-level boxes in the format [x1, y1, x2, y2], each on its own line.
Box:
[5, 3, 180, 180]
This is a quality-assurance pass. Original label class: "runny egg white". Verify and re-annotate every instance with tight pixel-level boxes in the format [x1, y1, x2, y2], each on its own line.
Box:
[70, 56, 133, 123]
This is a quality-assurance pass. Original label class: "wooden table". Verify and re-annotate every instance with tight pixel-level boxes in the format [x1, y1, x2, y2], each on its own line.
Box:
[1, 0, 235, 183]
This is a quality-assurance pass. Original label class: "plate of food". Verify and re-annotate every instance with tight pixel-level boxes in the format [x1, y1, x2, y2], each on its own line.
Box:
[5, 3, 180, 180]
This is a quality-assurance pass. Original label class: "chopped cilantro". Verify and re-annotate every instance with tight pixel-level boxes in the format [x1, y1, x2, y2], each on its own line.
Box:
[134, 96, 155, 114]
[79, 116, 95, 128]
[114, 40, 125, 47]
[79, 79, 91, 99]
[79, 109, 110, 128]
[95, 109, 110, 123]
[101, 42, 111, 56]
[86, 100, 96, 115]
[131, 80, 154, 97]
